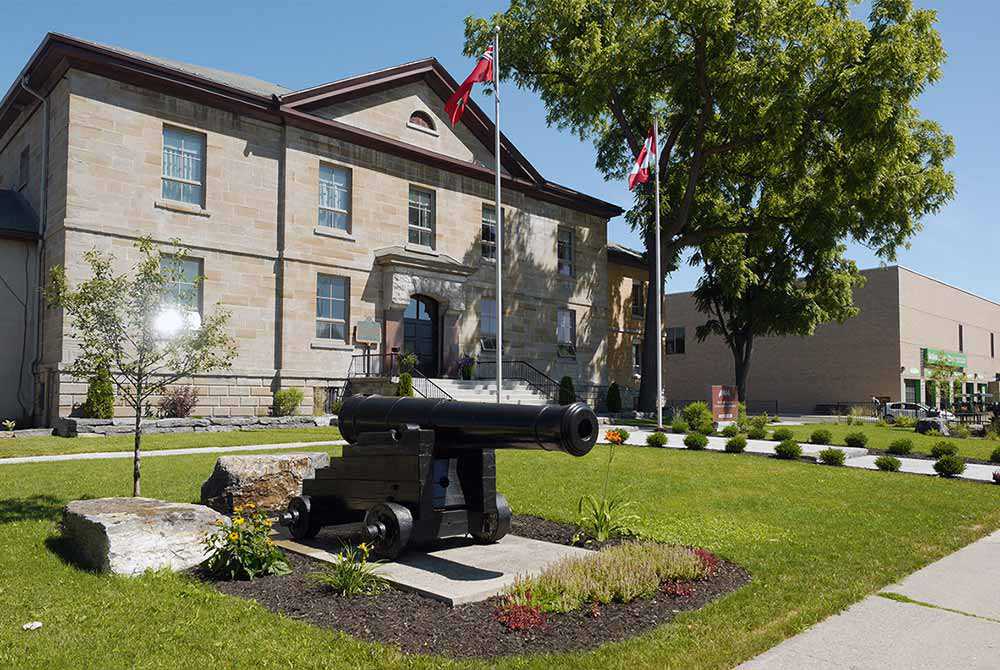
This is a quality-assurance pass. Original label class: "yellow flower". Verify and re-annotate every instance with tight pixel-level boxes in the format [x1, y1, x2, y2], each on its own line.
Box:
[264, 519, 273, 527]
[229, 532, 239, 541]
[233, 517, 245, 526]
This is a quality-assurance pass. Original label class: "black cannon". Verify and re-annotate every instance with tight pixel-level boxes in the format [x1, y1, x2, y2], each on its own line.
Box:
[280, 395, 598, 558]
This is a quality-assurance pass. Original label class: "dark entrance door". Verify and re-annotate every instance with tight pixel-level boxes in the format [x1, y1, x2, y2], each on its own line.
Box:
[403, 295, 439, 377]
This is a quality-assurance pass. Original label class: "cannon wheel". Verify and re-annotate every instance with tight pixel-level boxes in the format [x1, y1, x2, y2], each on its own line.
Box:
[473, 493, 512, 544]
[364, 502, 413, 560]
[286, 495, 322, 540]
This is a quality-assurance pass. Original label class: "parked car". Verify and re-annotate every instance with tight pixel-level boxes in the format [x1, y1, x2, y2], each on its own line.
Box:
[882, 402, 955, 423]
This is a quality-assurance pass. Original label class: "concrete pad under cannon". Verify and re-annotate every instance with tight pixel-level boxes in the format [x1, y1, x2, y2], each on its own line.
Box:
[273, 529, 592, 606]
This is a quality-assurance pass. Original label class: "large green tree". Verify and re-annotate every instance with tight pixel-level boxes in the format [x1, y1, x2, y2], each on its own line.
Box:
[47, 239, 237, 496]
[466, 0, 954, 411]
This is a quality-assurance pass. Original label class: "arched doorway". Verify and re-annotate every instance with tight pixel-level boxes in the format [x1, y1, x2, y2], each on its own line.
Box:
[403, 295, 439, 377]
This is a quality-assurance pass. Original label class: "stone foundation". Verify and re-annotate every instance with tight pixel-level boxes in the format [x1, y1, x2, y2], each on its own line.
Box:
[53, 414, 336, 437]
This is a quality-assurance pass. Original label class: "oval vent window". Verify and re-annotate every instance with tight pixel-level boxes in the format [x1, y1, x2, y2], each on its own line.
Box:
[408, 110, 436, 132]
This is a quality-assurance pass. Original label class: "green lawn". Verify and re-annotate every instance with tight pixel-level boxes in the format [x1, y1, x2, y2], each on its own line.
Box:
[781, 422, 1000, 461]
[2, 445, 1000, 669]
[0, 426, 343, 459]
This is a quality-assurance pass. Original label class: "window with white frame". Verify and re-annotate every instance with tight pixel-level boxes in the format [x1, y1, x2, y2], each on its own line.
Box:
[481, 204, 502, 261]
[557, 228, 574, 277]
[480, 298, 497, 351]
[408, 186, 435, 247]
[631, 280, 645, 319]
[319, 163, 351, 231]
[666, 326, 686, 355]
[316, 274, 349, 341]
[161, 126, 205, 206]
[160, 256, 203, 314]
[557, 308, 576, 357]
[632, 341, 642, 376]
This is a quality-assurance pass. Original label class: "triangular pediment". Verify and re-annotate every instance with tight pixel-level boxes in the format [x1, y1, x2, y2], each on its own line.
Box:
[280, 60, 541, 183]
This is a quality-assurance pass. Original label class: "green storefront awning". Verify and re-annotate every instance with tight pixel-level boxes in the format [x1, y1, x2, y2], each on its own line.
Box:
[923, 348, 967, 369]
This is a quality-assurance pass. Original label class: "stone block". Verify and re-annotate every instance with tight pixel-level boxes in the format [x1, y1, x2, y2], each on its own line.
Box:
[916, 417, 950, 436]
[200, 452, 331, 514]
[60, 497, 225, 575]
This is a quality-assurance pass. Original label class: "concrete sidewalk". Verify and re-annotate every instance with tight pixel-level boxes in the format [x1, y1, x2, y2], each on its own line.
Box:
[0, 440, 346, 465]
[737, 530, 1000, 669]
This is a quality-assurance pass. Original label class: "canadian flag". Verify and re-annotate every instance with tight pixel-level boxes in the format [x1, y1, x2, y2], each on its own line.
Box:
[628, 127, 657, 190]
[444, 46, 494, 126]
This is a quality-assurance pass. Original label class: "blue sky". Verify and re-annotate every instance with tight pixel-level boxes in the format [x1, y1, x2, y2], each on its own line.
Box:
[3, 1, 996, 299]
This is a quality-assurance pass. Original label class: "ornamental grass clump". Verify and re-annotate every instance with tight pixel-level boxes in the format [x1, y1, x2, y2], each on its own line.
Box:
[505, 542, 710, 613]
[844, 431, 869, 449]
[875, 455, 901, 472]
[575, 434, 636, 545]
[818, 448, 846, 466]
[684, 432, 709, 450]
[810, 429, 833, 445]
[725, 435, 747, 453]
[671, 419, 690, 434]
[203, 503, 290, 580]
[646, 431, 668, 448]
[311, 542, 388, 596]
[774, 440, 801, 460]
[887, 438, 913, 455]
[933, 454, 966, 478]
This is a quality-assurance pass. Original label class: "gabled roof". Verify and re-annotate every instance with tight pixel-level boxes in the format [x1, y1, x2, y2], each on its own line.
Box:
[0, 33, 622, 219]
[608, 243, 646, 269]
[0, 190, 39, 240]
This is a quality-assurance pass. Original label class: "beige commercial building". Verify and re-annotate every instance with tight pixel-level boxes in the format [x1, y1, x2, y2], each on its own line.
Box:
[665, 266, 1000, 414]
[0, 34, 621, 425]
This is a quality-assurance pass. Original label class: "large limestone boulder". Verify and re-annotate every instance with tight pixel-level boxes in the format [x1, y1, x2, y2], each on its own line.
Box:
[916, 417, 950, 436]
[61, 498, 225, 575]
[200, 452, 330, 514]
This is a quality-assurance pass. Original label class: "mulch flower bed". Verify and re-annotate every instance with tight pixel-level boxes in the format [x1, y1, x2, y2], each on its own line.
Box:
[206, 515, 750, 659]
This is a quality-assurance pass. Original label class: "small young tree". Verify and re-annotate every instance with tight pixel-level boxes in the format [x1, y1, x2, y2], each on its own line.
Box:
[47, 238, 237, 496]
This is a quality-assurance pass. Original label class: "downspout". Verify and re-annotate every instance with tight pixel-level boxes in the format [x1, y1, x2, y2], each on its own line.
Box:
[20, 76, 49, 425]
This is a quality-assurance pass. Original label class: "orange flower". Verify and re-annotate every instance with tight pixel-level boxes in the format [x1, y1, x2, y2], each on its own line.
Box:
[605, 429, 624, 445]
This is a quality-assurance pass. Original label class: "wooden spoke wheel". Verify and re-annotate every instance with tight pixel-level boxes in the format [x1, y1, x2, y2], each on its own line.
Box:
[472, 492, 512, 544]
[364, 502, 413, 560]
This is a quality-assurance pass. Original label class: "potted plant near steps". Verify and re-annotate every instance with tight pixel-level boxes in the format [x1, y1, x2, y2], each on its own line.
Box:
[457, 354, 476, 381]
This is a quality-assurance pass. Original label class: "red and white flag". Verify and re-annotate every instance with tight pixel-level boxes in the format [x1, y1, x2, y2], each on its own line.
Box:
[444, 46, 494, 126]
[628, 127, 657, 190]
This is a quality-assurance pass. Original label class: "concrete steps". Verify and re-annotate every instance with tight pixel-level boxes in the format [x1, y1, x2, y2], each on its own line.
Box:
[428, 379, 550, 405]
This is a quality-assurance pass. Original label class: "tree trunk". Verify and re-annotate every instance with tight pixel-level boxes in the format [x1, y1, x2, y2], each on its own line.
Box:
[638, 235, 661, 413]
[733, 336, 753, 407]
[131, 390, 143, 497]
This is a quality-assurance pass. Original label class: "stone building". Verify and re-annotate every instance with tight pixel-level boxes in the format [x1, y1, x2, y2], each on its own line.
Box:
[0, 34, 621, 424]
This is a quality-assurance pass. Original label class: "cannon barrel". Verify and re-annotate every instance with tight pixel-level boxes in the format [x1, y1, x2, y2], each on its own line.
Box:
[338, 395, 598, 457]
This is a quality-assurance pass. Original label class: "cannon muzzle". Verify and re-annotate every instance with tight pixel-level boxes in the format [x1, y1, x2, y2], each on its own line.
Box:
[338, 395, 598, 457]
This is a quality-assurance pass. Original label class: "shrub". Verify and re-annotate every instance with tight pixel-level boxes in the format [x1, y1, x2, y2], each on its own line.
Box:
[810, 429, 833, 445]
[894, 415, 915, 429]
[457, 354, 476, 380]
[844, 431, 869, 449]
[272, 388, 304, 416]
[80, 364, 115, 419]
[926, 429, 942, 437]
[949, 424, 971, 439]
[774, 439, 801, 460]
[819, 448, 846, 466]
[671, 419, 690, 434]
[772, 427, 794, 442]
[202, 503, 290, 580]
[749, 413, 770, 431]
[559, 376, 576, 405]
[575, 495, 637, 545]
[646, 431, 668, 448]
[725, 435, 747, 453]
[396, 373, 414, 398]
[329, 399, 343, 416]
[721, 424, 740, 438]
[495, 592, 547, 631]
[505, 542, 709, 613]
[681, 402, 714, 432]
[397, 352, 417, 374]
[875, 455, 902, 472]
[606, 382, 622, 413]
[684, 433, 708, 450]
[311, 542, 388, 596]
[933, 454, 966, 478]
[158, 385, 199, 418]
[930, 441, 957, 459]
[747, 426, 768, 440]
[887, 438, 913, 455]
[990, 447, 1000, 465]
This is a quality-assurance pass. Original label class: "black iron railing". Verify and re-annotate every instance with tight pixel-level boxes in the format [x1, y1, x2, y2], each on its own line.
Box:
[346, 352, 452, 400]
[476, 359, 562, 403]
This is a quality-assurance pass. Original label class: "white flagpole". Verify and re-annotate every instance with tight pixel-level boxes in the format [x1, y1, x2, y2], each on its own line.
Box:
[653, 118, 663, 429]
[493, 27, 503, 404]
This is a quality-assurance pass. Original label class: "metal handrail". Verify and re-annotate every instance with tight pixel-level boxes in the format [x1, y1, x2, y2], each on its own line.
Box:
[346, 352, 452, 400]
[476, 359, 562, 403]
